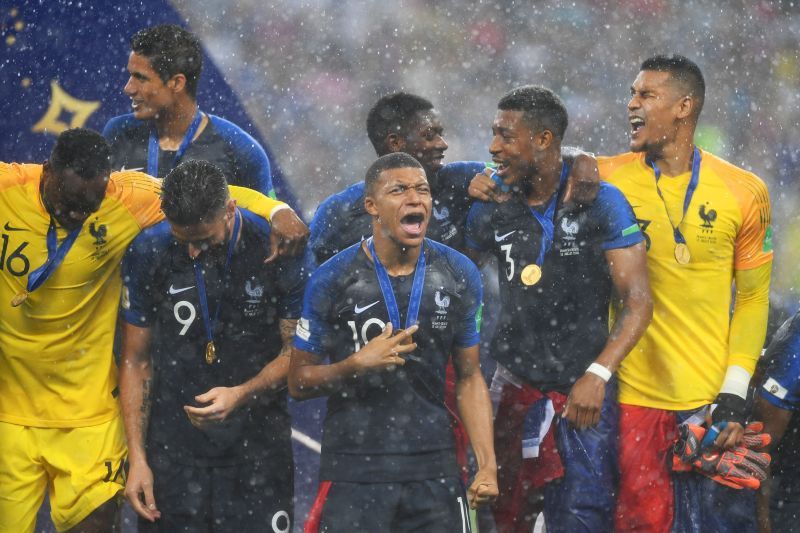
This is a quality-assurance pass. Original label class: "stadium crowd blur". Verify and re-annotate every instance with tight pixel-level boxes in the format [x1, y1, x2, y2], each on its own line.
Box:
[178, 0, 800, 317]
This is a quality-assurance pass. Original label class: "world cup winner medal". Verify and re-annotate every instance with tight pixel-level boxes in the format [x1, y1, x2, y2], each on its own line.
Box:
[520, 264, 542, 286]
[674, 243, 691, 265]
[205, 341, 216, 365]
[11, 290, 29, 307]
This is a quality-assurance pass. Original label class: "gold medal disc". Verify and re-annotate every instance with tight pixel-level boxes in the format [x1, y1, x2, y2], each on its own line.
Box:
[520, 264, 542, 286]
[205, 341, 216, 364]
[674, 243, 691, 265]
[11, 290, 29, 307]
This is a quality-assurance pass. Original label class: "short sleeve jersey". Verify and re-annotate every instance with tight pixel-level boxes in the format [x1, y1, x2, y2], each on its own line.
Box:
[294, 239, 482, 482]
[0, 163, 162, 427]
[465, 182, 642, 391]
[600, 150, 773, 410]
[308, 161, 485, 263]
[121, 209, 311, 465]
[103, 113, 275, 197]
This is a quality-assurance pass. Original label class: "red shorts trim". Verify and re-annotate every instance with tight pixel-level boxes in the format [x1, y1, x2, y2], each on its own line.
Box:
[304, 481, 333, 533]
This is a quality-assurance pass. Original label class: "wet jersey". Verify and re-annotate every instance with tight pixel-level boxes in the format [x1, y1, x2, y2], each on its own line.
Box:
[308, 161, 485, 263]
[103, 113, 275, 197]
[122, 209, 312, 466]
[465, 182, 642, 392]
[600, 150, 773, 409]
[294, 239, 482, 482]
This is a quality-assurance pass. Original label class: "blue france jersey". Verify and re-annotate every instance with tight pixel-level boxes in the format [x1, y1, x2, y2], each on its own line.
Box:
[121, 209, 313, 465]
[308, 161, 486, 263]
[465, 182, 642, 391]
[761, 311, 800, 410]
[294, 239, 482, 482]
[103, 113, 275, 197]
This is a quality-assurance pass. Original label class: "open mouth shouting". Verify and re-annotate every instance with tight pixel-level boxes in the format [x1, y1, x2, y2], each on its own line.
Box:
[399, 212, 426, 238]
[630, 116, 645, 138]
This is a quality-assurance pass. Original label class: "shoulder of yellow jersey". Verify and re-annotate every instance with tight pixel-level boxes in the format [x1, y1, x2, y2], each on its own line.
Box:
[106, 169, 162, 198]
[104, 170, 164, 229]
[700, 150, 769, 203]
[0, 162, 43, 192]
[597, 152, 642, 181]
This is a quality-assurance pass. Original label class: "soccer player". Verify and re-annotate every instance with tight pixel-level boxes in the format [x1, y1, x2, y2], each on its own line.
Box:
[308, 92, 599, 264]
[291, 153, 498, 532]
[463, 86, 652, 533]
[755, 311, 800, 532]
[118, 160, 310, 531]
[103, 24, 275, 197]
[598, 55, 773, 532]
[0, 128, 301, 533]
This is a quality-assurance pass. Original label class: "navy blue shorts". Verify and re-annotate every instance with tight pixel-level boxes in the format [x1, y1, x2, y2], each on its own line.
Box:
[306, 477, 472, 533]
[138, 453, 293, 533]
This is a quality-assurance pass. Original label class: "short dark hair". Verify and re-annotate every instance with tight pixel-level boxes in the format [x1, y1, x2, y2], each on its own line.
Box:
[366, 92, 434, 155]
[640, 54, 705, 118]
[364, 152, 425, 195]
[161, 160, 229, 225]
[131, 24, 203, 98]
[50, 128, 111, 179]
[498, 85, 568, 140]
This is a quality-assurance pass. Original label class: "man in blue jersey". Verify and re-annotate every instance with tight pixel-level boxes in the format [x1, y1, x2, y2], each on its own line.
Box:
[118, 160, 311, 531]
[291, 152, 498, 532]
[755, 311, 800, 532]
[103, 24, 308, 259]
[463, 86, 652, 533]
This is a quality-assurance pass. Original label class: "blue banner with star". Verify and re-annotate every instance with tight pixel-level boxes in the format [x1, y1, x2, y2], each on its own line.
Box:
[0, 1, 296, 207]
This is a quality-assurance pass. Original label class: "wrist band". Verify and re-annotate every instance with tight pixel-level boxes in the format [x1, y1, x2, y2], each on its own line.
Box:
[585, 363, 612, 382]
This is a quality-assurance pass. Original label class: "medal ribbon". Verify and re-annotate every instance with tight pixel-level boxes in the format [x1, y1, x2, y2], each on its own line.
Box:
[366, 237, 427, 329]
[529, 162, 569, 266]
[25, 218, 83, 294]
[192, 209, 241, 354]
[648, 146, 701, 246]
[147, 110, 204, 177]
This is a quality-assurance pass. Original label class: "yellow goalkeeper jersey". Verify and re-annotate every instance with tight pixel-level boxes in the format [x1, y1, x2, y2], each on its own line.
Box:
[599, 150, 772, 410]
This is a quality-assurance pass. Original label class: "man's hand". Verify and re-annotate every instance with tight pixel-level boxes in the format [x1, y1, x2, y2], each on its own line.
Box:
[467, 467, 499, 509]
[711, 392, 748, 449]
[125, 458, 161, 522]
[266, 208, 309, 263]
[562, 372, 606, 430]
[350, 322, 418, 373]
[562, 152, 600, 206]
[183, 386, 245, 428]
[468, 169, 510, 203]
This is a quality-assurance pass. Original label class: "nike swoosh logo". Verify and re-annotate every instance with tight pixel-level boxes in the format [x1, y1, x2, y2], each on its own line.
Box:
[354, 300, 380, 314]
[120, 165, 144, 172]
[168, 285, 195, 295]
[3, 222, 26, 232]
[494, 230, 515, 242]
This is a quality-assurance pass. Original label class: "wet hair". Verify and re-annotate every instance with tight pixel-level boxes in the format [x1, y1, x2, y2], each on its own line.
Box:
[498, 85, 568, 140]
[366, 92, 434, 155]
[364, 152, 425, 196]
[50, 128, 111, 179]
[131, 24, 203, 98]
[640, 54, 705, 119]
[161, 160, 229, 225]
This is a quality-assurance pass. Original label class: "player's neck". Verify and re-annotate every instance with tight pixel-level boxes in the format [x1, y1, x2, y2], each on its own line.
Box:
[649, 134, 695, 177]
[155, 100, 200, 148]
[524, 155, 562, 206]
[368, 234, 421, 276]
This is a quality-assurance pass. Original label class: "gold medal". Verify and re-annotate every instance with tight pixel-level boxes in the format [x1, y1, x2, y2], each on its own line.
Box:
[674, 243, 691, 265]
[520, 264, 542, 286]
[11, 290, 29, 307]
[205, 341, 216, 364]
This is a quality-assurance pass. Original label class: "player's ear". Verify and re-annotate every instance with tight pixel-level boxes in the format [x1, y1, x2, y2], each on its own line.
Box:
[676, 95, 694, 120]
[386, 133, 406, 152]
[536, 129, 554, 150]
[167, 73, 187, 94]
[225, 198, 236, 218]
[364, 195, 379, 217]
